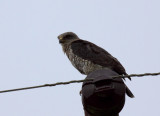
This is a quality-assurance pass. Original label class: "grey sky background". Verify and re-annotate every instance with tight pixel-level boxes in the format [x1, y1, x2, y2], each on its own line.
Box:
[0, 0, 160, 116]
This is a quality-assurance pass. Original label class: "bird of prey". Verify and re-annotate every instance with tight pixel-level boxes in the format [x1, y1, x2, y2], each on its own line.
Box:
[58, 32, 134, 98]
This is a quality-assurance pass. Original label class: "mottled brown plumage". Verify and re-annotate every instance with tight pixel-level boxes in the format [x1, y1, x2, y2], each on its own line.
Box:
[58, 32, 134, 98]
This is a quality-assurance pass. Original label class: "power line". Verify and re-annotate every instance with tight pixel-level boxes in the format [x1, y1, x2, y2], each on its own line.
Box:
[0, 79, 93, 94]
[112, 72, 160, 78]
[0, 72, 160, 94]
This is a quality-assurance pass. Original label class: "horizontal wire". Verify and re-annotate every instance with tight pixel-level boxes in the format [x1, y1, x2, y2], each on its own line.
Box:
[0, 79, 93, 93]
[0, 72, 160, 94]
[112, 72, 160, 78]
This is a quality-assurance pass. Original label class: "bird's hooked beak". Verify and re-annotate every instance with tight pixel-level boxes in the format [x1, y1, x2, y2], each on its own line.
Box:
[58, 35, 64, 43]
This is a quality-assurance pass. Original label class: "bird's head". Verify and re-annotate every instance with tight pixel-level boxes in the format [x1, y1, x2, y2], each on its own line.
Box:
[58, 32, 79, 44]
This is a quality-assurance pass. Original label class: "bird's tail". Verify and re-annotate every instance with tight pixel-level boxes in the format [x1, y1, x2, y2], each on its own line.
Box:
[126, 85, 134, 98]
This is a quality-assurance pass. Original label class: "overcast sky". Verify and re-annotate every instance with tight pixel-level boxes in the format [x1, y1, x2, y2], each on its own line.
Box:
[0, 0, 160, 116]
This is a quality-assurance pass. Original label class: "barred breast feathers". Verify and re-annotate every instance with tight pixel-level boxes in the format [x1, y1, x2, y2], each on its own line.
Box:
[65, 46, 103, 75]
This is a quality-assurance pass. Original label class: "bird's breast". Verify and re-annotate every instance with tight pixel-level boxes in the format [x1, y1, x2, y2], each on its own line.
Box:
[66, 47, 103, 75]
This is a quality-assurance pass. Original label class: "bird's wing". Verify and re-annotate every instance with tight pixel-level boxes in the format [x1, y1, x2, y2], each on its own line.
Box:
[71, 40, 128, 76]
